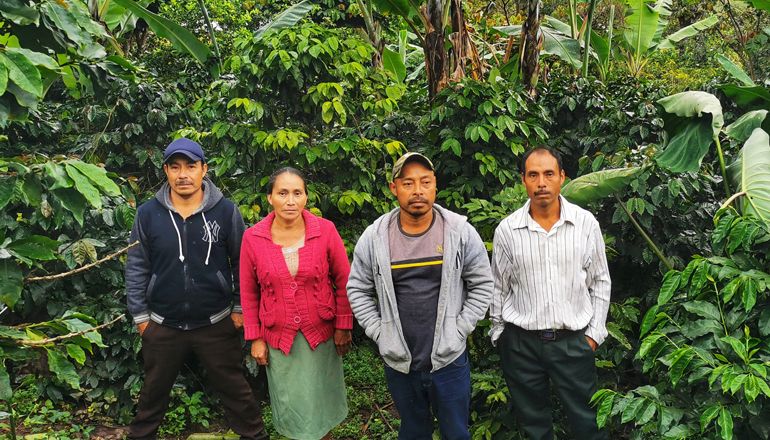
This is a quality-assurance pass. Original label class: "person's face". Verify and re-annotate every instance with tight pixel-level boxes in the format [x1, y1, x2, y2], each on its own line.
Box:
[267, 172, 307, 223]
[522, 151, 565, 209]
[389, 161, 437, 219]
[163, 155, 208, 198]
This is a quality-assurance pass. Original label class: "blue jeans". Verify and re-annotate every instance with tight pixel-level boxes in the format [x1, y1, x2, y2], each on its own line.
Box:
[384, 351, 471, 440]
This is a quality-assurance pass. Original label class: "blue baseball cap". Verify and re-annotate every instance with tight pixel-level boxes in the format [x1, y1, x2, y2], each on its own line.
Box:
[163, 138, 206, 163]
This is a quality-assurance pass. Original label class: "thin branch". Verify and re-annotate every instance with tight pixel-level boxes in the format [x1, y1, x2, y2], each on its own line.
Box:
[26, 241, 139, 282]
[374, 401, 396, 432]
[18, 314, 125, 347]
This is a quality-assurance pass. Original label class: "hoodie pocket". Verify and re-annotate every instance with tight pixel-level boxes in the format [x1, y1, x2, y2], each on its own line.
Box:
[436, 314, 466, 358]
[377, 320, 409, 362]
[146, 274, 157, 302]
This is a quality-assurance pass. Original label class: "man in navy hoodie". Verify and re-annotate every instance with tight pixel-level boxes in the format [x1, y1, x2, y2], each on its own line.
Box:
[125, 138, 267, 440]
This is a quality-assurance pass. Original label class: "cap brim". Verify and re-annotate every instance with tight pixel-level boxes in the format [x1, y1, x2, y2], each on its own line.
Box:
[392, 155, 434, 180]
[164, 151, 203, 163]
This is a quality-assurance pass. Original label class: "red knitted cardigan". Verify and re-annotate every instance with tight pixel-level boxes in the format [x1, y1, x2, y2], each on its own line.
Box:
[240, 209, 353, 354]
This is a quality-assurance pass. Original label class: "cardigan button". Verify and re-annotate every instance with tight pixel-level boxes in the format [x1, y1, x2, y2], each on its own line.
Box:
[290, 282, 298, 290]
[293, 316, 301, 324]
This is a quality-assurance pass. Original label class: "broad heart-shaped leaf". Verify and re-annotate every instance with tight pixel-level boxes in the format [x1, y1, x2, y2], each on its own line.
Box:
[0, 0, 40, 25]
[494, 24, 581, 68]
[720, 84, 770, 109]
[728, 128, 770, 224]
[382, 47, 406, 83]
[0, 51, 42, 98]
[45, 348, 81, 390]
[561, 167, 643, 207]
[64, 163, 102, 209]
[716, 54, 755, 87]
[656, 14, 718, 50]
[65, 160, 120, 196]
[112, 0, 210, 65]
[254, 0, 314, 40]
[656, 91, 724, 173]
[725, 110, 769, 143]
[7, 235, 59, 261]
[623, 0, 662, 56]
[0, 259, 23, 309]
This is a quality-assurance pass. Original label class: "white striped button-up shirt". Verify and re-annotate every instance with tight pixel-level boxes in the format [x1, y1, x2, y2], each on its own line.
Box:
[489, 196, 611, 345]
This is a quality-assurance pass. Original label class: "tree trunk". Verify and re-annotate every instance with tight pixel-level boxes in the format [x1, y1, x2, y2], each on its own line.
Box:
[424, 0, 447, 98]
[424, 0, 483, 98]
[519, 0, 542, 98]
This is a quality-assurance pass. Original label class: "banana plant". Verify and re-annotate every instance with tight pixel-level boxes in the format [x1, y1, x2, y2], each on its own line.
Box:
[725, 126, 770, 225]
[370, 0, 483, 97]
[621, 0, 718, 77]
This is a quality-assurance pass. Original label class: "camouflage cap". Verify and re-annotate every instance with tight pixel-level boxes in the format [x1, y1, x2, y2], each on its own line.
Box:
[391, 152, 435, 181]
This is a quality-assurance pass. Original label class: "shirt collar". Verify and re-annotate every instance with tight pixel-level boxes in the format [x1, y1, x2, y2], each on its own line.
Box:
[511, 195, 576, 230]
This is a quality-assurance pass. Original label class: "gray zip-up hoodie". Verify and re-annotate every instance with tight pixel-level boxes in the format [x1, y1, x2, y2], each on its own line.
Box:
[347, 204, 494, 373]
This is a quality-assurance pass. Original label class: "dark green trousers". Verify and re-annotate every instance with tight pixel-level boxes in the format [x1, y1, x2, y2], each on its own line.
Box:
[498, 324, 607, 440]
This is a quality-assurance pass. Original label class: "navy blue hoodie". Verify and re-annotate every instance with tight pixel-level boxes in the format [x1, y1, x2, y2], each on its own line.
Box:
[125, 178, 246, 330]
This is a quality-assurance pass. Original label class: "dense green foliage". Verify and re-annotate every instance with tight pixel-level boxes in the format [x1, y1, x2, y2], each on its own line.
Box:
[2, 0, 770, 438]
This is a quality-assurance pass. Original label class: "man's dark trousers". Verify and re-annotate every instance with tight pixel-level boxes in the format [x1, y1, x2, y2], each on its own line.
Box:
[128, 318, 267, 440]
[384, 351, 471, 440]
[498, 324, 607, 440]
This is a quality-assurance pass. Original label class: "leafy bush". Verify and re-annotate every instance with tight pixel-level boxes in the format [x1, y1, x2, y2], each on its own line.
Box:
[593, 209, 770, 439]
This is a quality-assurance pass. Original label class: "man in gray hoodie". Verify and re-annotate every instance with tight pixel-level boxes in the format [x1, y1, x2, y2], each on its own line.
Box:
[125, 138, 266, 440]
[347, 152, 493, 440]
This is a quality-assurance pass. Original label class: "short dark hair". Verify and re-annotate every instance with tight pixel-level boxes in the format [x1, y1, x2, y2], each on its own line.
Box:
[520, 147, 563, 174]
[267, 167, 308, 194]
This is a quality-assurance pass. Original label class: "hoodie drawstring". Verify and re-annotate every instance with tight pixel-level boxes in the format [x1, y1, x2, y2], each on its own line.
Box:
[168, 210, 185, 263]
[202, 211, 212, 266]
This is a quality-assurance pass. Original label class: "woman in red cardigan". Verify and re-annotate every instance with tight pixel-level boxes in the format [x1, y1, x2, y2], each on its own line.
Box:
[240, 167, 353, 440]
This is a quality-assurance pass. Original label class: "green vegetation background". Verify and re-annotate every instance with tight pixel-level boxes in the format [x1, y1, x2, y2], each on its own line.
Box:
[1, 0, 769, 438]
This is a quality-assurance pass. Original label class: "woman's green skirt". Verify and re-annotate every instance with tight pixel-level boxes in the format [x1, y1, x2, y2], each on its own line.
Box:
[266, 332, 348, 440]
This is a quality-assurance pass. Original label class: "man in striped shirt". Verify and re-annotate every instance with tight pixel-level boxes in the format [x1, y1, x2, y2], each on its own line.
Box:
[489, 147, 611, 440]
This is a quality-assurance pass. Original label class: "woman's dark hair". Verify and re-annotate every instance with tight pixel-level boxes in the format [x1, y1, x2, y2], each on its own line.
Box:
[266, 167, 308, 194]
[519, 146, 564, 174]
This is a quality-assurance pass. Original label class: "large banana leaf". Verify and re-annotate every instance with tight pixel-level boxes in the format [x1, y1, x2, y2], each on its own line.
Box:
[720, 84, 770, 109]
[561, 167, 643, 207]
[495, 24, 582, 69]
[725, 110, 769, 143]
[728, 128, 770, 224]
[113, 0, 210, 65]
[254, 0, 314, 40]
[716, 54, 755, 87]
[656, 91, 724, 173]
[657, 14, 718, 49]
[623, 0, 662, 56]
